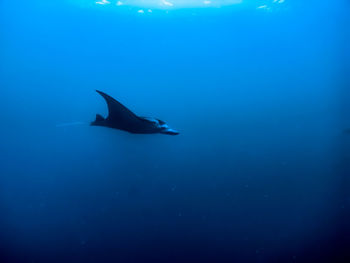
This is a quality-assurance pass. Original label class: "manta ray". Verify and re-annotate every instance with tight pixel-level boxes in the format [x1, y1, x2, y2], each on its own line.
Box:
[91, 90, 179, 135]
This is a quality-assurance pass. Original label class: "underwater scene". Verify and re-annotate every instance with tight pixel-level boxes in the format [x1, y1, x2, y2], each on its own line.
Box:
[0, 0, 349, 262]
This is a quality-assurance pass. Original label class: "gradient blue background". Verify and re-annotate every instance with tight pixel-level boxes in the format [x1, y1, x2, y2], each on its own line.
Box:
[0, 0, 349, 262]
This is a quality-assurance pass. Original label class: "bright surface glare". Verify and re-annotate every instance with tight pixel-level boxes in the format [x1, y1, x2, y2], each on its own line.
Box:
[95, 0, 243, 9]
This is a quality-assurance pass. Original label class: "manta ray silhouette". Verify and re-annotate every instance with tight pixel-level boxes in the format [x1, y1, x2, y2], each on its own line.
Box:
[91, 90, 179, 135]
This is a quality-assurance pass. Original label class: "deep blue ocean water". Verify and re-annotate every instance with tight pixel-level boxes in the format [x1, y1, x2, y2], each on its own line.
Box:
[0, 0, 349, 262]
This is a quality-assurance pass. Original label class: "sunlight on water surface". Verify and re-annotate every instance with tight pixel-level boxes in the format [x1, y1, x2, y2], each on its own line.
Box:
[85, 0, 286, 10]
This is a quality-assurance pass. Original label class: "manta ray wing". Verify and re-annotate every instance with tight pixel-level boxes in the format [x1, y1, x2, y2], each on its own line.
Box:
[96, 90, 140, 123]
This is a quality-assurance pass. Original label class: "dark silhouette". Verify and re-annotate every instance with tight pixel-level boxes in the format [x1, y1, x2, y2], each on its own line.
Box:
[91, 90, 179, 135]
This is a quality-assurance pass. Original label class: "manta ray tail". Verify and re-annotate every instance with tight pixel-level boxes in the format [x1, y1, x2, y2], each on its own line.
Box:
[55, 121, 87, 128]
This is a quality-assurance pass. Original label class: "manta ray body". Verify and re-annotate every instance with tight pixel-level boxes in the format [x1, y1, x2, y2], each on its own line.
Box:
[91, 90, 179, 135]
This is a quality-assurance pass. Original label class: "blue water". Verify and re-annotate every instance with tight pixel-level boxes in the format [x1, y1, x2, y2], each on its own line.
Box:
[1, 0, 349, 262]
